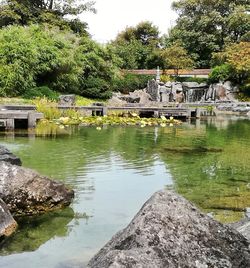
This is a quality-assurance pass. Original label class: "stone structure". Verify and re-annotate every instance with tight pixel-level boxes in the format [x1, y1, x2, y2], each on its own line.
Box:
[0, 145, 22, 166]
[0, 198, 17, 239]
[146, 79, 238, 103]
[109, 90, 152, 106]
[58, 95, 76, 106]
[88, 190, 250, 268]
[0, 161, 74, 216]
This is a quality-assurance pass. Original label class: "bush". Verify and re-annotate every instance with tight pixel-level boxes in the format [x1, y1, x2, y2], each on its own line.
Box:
[209, 64, 233, 83]
[112, 74, 154, 94]
[80, 77, 112, 99]
[22, 86, 59, 100]
[173, 76, 208, 83]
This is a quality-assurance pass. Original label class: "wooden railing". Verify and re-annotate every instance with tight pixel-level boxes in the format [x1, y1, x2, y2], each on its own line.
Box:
[122, 69, 211, 76]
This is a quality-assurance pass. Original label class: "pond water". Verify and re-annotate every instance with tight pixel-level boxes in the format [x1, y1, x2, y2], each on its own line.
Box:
[0, 116, 250, 268]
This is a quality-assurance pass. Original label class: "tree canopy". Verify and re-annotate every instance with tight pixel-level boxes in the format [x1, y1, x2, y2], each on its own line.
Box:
[161, 42, 194, 76]
[109, 21, 163, 69]
[168, 0, 250, 67]
[0, 0, 95, 34]
[0, 24, 119, 98]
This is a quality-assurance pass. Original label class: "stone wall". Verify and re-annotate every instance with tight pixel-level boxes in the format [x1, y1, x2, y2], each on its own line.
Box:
[146, 80, 238, 103]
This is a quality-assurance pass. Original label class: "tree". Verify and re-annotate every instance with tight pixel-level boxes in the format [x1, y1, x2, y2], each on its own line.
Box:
[0, 25, 84, 96]
[0, 0, 95, 34]
[167, 0, 250, 67]
[161, 42, 194, 77]
[109, 21, 162, 69]
[211, 42, 250, 84]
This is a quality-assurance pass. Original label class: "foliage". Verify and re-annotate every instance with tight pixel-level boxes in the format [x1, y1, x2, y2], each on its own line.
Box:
[22, 86, 59, 100]
[161, 42, 194, 76]
[112, 73, 153, 94]
[0, 0, 95, 35]
[34, 97, 61, 120]
[76, 38, 120, 99]
[0, 25, 83, 96]
[211, 42, 250, 84]
[160, 74, 173, 83]
[75, 96, 106, 106]
[42, 114, 179, 128]
[0, 24, 119, 99]
[168, 0, 250, 67]
[109, 21, 163, 69]
[175, 77, 208, 83]
[209, 64, 233, 83]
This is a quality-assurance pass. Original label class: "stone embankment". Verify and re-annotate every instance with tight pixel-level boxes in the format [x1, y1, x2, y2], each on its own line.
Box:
[88, 190, 250, 268]
[0, 145, 74, 240]
[108, 80, 241, 106]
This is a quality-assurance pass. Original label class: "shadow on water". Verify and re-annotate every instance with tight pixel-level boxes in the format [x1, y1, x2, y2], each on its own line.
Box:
[0, 207, 75, 255]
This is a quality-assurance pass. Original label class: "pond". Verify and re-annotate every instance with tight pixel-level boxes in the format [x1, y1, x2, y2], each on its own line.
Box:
[0, 116, 250, 268]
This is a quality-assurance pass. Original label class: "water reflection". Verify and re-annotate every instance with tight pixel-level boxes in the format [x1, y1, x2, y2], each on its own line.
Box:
[0, 116, 249, 267]
[1, 207, 74, 255]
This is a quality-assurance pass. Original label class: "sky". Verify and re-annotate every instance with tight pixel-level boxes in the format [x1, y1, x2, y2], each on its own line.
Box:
[81, 0, 178, 43]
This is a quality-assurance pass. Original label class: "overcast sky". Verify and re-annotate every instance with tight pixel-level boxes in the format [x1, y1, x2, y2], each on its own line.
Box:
[82, 0, 178, 43]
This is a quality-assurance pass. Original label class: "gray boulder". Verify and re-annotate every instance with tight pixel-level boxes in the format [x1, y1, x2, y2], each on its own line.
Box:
[0, 145, 21, 166]
[58, 95, 76, 106]
[231, 218, 250, 242]
[182, 82, 208, 89]
[88, 190, 250, 268]
[0, 198, 17, 239]
[119, 95, 140, 103]
[0, 161, 74, 216]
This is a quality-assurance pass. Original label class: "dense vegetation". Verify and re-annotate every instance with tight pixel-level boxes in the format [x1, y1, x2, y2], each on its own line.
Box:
[0, 0, 249, 99]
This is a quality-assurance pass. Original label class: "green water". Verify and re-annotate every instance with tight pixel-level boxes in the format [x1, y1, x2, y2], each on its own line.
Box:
[0, 116, 250, 268]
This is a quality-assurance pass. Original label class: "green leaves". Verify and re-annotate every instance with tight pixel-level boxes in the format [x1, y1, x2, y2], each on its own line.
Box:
[109, 21, 162, 69]
[169, 0, 250, 67]
[161, 42, 194, 76]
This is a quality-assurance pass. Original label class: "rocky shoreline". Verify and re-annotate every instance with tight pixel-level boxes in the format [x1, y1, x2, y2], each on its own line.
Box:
[0, 145, 74, 241]
[88, 190, 250, 268]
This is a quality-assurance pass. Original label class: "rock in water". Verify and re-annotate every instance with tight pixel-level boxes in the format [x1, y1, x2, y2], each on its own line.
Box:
[0, 198, 17, 239]
[0, 162, 74, 216]
[88, 190, 250, 268]
[0, 145, 21, 166]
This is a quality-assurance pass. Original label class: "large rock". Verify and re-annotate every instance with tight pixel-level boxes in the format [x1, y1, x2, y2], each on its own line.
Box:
[129, 90, 152, 105]
[146, 79, 160, 101]
[0, 198, 17, 239]
[88, 190, 250, 268]
[0, 145, 21, 166]
[0, 161, 74, 216]
[231, 218, 250, 242]
[58, 95, 76, 106]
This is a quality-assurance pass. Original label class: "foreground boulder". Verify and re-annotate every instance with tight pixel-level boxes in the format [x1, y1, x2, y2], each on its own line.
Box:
[0, 161, 74, 216]
[88, 190, 250, 268]
[231, 218, 250, 242]
[0, 145, 21, 166]
[0, 198, 17, 239]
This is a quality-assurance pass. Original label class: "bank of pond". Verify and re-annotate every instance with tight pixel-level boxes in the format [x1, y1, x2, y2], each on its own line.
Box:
[0, 115, 250, 267]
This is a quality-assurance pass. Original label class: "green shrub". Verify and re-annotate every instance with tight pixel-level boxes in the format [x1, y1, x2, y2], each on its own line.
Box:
[80, 77, 112, 99]
[22, 86, 59, 100]
[175, 76, 208, 83]
[209, 64, 233, 83]
[112, 74, 154, 94]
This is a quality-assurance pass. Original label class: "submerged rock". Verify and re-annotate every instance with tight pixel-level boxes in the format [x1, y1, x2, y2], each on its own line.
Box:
[0, 162, 74, 216]
[0, 198, 17, 239]
[0, 145, 21, 166]
[88, 190, 250, 268]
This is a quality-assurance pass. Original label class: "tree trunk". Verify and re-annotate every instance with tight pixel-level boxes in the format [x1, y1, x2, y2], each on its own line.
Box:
[49, 0, 53, 10]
